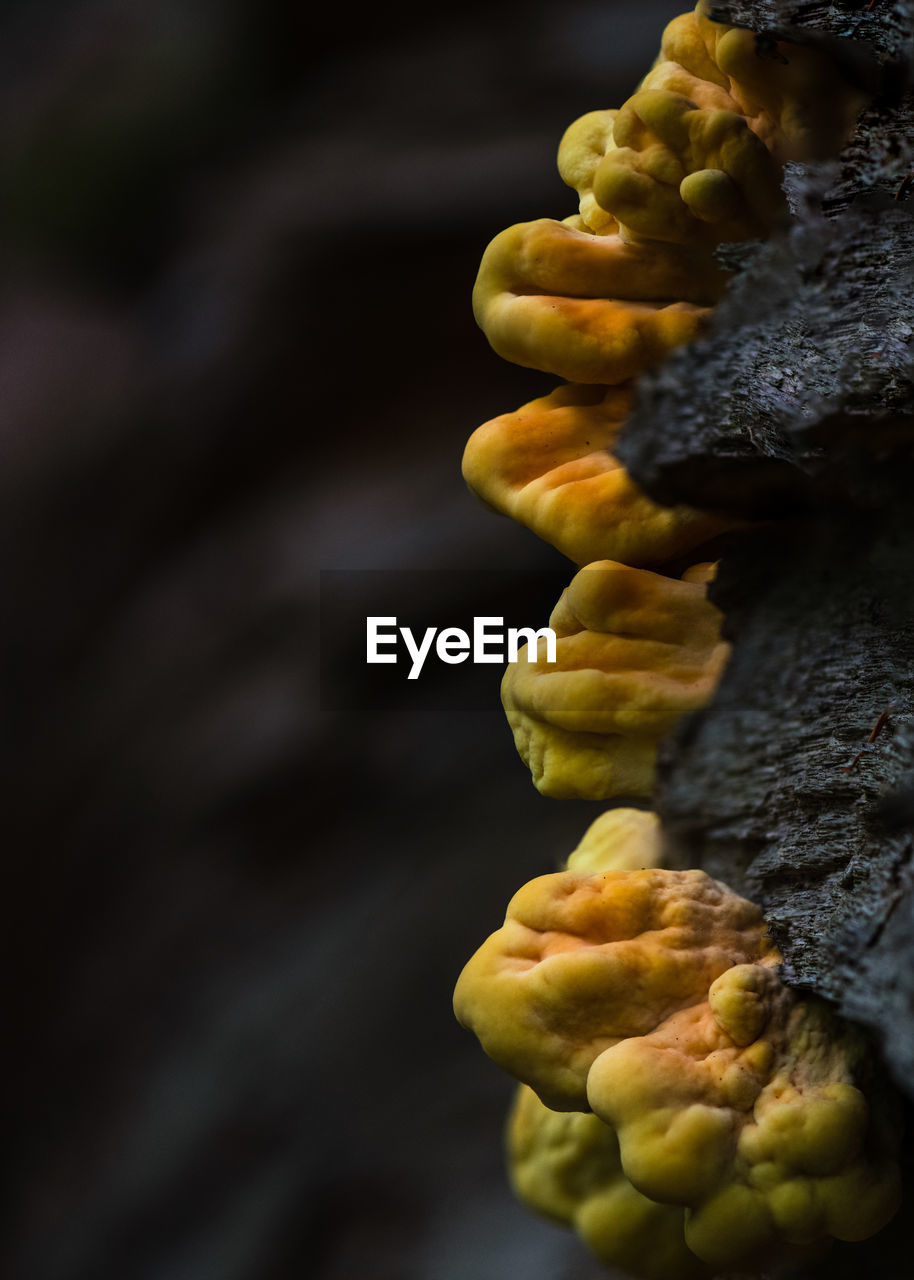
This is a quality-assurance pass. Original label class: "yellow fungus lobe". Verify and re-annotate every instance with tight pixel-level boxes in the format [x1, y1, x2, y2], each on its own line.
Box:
[501, 560, 729, 799]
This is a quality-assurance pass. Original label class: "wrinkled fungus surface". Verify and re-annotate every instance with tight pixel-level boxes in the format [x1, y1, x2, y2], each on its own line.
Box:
[565, 807, 664, 875]
[473, 2, 860, 387]
[508, 1084, 711, 1280]
[463, 383, 730, 568]
[501, 561, 728, 799]
[455, 864, 771, 1111]
[457, 863, 901, 1271]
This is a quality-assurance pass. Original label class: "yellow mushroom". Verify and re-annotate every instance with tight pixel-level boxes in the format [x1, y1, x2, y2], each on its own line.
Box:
[508, 1084, 713, 1280]
[462, 382, 732, 567]
[501, 560, 729, 799]
[556, 109, 620, 235]
[651, 3, 865, 161]
[591, 88, 787, 247]
[472, 218, 724, 385]
[587, 966, 901, 1267]
[560, 3, 864, 239]
[456, 861, 901, 1270]
[454, 864, 771, 1112]
[566, 806, 663, 874]
[476, 4, 862, 385]
[458, 6, 892, 1271]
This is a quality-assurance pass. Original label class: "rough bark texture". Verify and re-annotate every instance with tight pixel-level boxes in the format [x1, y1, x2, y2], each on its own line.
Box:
[614, 0, 914, 1188]
[709, 0, 912, 68]
[659, 514, 914, 1069]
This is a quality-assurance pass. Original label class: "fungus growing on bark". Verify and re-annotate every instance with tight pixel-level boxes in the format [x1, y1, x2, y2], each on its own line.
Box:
[501, 561, 728, 799]
[643, 3, 864, 161]
[456, 861, 901, 1270]
[585, 963, 901, 1269]
[455, 3, 896, 1274]
[462, 383, 730, 568]
[472, 218, 722, 385]
[560, 3, 863, 243]
[473, 4, 861, 388]
[454, 864, 771, 1112]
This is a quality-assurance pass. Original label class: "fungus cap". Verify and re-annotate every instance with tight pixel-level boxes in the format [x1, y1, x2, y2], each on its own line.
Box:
[472, 218, 722, 384]
[586, 971, 902, 1267]
[644, 4, 863, 161]
[566, 807, 663, 875]
[454, 864, 770, 1112]
[559, 4, 863, 242]
[508, 1084, 713, 1280]
[456, 860, 901, 1268]
[501, 560, 729, 799]
[462, 382, 732, 568]
[557, 109, 620, 234]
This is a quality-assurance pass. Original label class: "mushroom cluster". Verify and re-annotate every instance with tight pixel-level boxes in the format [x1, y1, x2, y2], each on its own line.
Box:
[454, 5, 899, 1276]
[455, 828, 901, 1276]
[473, 2, 860, 391]
[465, 1, 861, 799]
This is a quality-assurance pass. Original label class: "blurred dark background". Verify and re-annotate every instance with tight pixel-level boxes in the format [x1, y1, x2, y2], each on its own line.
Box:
[2, 3, 682, 1277]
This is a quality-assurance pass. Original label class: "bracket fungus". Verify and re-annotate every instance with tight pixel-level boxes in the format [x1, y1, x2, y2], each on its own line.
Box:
[462, 0, 857, 806]
[472, 3, 861, 390]
[454, 2, 896, 1275]
[455, 856, 901, 1273]
[508, 1084, 712, 1280]
[462, 382, 731, 568]
[472, 216, 722, 385]
[455, 862, 772, 1112]
[501, 561, 728, 799]
[640, 4, 864, 162]
[565, 806, 663, 875]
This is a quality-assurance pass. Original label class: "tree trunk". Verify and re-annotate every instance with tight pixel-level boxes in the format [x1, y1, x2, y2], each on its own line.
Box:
[614, 4, 914, 1271]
